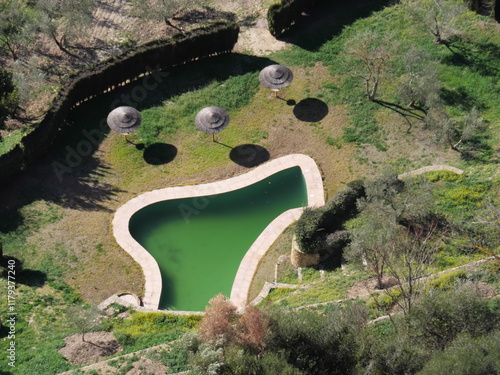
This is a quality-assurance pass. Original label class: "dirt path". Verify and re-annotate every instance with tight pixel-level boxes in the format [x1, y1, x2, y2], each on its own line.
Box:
[89, 0, 290, 57]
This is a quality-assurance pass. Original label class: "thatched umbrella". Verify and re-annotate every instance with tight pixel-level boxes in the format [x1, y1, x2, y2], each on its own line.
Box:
[195, 106, 230, 142]
[107, 106, 142, 136]
[259, 64, 293, 97]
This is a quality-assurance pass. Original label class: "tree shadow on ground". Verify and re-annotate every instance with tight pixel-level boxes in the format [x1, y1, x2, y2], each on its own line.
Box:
[0, 53, 278, 236]
[440, 87, 486, 112]
[293, 98, 329, 122]
[374, 100, 425, 132]
[279, 0, 391, 51]
[16, 269, 48, 287]
[230, 144, 270, 168]
[0, 256, 47, 287]
[444, 37, 500, 77]
[143, 143, 178, 165]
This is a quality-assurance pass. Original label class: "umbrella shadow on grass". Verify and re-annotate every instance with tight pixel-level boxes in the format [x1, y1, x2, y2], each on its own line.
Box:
[143, 143, 178, 165]
[230, 144, 270, 168]
[293, 98, 329, 122]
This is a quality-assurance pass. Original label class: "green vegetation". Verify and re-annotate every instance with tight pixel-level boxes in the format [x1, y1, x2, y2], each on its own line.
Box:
[181, 286, 500, 374]
[138, 73, 259, 146]
[0, 68, 18, 126]
[0, 0, 499, 373]
[261, 266, 369, 308]
[109, 311, 202, 352]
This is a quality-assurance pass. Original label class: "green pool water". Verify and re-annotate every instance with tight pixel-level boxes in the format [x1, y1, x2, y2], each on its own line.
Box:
[129, 166, 308, 311]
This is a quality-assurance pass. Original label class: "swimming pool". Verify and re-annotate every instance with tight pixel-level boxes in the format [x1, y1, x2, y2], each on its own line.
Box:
[112, 154, 325, 311]
[129, 166, 307, 311]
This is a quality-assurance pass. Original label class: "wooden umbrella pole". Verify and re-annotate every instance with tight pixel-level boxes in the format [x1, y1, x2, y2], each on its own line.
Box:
[212, 133, 215, 142]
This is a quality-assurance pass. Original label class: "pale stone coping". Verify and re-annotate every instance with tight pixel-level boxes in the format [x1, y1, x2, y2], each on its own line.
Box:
[247, 281, 304, 308]
[398, 165, 464, 179]
[112, 154, 325, 311]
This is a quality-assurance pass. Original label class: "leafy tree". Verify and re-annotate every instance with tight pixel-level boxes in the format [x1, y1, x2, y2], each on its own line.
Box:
[10, 57, 46, 106]
[344, 30, 395, 101]
[129, 0, 207, 32]
[408, 283, 499, 350]
[224, 348, 305, 375]
[66, 304, 101, 342]
[187, 337, 225, 375]
[363, 327, 429, 375]
[398, 47, 441, 110]
[267, 308, 359, 375]
[418, 331, 500, 375]
[34, 0, 96, 57]
[425, 107, 486, 151]
[0, 0, 35, 60]
[294, 206, 327, 254]
[0, 69, 19, 126]
[463, 0, 496, 17]
[346, 173, 435, 292]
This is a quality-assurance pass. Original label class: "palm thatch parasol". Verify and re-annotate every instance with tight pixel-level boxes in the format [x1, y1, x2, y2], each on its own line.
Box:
[259, 64, 294, 97]
[107, 106, 142, 135]
[195, 106, 230, 141]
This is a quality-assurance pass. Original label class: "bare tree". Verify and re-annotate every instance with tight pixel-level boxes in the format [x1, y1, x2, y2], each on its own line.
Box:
[346, 174, 435, 291]
[236, 306, 269, 355]
[199, 294, 237, 345]
[385, 222, 442, 315]
[344, 31, 395, 101]
[129, 0, 207, 32]
[346, 215, 396, 290]
[403, 0, 468, 45]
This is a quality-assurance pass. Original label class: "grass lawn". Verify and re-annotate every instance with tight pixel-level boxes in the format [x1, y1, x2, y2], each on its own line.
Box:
[0, 0, 499, 372]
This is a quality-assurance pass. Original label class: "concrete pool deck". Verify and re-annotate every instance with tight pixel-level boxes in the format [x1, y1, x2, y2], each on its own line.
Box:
[112, 153, 325, 311]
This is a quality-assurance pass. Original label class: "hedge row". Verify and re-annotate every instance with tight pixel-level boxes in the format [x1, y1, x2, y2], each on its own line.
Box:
[267, 0, 323, 37]
[0, 21, 239, 184]
[295, 180, 365, 255]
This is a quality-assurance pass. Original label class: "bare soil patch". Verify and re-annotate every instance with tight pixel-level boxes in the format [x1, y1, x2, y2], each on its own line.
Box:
[58, 331, 122, 366]
[347, 276, 400, 299]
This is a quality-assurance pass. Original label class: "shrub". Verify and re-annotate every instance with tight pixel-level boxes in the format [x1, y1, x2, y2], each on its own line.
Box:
[408, 283, 499, 350]
[294, 180, 365, 255]
[426, 269, 468, 290]
[419, 331, 500, 375]
[267, 0, 316, 37]
[367, 288, 402, 312]
[294, 206, 327, 254]
[0, 68, 18, 125]
[267, 308, 358, 375]
[199, 294, 237, 344]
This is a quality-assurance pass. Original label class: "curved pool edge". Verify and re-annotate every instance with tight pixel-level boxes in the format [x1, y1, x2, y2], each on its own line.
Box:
[112, 153, 325, 311]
